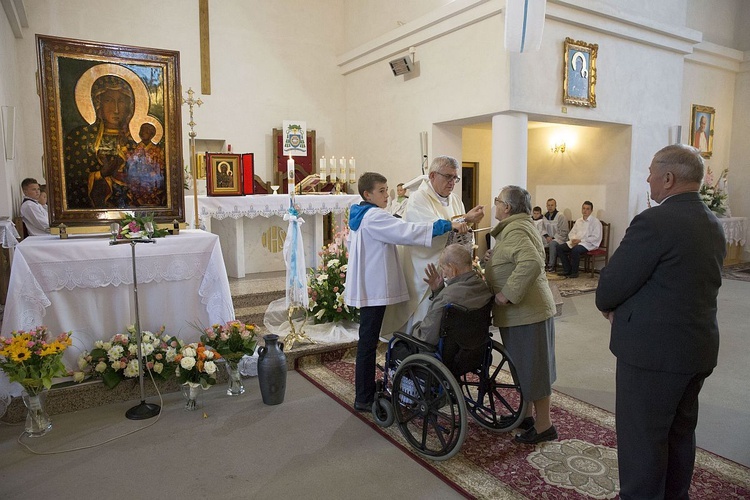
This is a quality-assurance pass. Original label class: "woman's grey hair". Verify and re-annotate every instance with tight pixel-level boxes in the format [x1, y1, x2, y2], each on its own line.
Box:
[651, 144, 704, 184]
[428, 155, 458, 174]
[499, 185, 532, 215]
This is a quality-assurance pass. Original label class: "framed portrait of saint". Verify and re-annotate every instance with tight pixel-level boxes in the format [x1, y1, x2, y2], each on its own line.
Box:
[37, 35, 184, 226]
[206, 153, 242, 196]
[690, 104, 714, 159]
[563, 37, 598, 108]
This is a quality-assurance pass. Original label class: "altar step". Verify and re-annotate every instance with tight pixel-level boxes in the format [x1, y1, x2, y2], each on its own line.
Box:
[0, 271, 357, 424]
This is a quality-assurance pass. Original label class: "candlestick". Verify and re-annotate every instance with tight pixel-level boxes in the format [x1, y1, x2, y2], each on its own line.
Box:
[349, 157, 356, 183]
[319, 156, 327, 181]
[329, 156, 337, 182]
[287, 156, 295, 193]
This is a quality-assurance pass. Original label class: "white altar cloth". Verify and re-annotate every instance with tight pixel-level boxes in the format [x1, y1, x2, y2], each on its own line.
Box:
[0, 230, 234, 370]
[185, 193, 361, 224]
[0, 220, 20, 249]
[184, 194, 361, 278]
[718, 217, 747, 246]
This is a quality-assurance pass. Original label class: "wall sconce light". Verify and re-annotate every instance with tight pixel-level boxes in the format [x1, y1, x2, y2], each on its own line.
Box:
[551, 142, 566, 154]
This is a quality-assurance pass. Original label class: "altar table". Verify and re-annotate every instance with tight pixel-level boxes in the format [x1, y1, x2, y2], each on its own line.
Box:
[0, 230, 235, 370]
[184, 194, 361, 278]
[0, 219, 21, 304]
[719, 216, 747, 265]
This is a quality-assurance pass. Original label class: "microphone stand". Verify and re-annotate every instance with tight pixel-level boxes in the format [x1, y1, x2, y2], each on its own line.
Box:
[110, 223, 160, 420]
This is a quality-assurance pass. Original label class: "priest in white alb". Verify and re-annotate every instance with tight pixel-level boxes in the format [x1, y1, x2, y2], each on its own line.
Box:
[380, 156, 485, 336]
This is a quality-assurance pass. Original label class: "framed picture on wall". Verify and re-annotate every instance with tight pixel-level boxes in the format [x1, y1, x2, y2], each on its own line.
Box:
[37, 35, 184, 226]
[690, 104, 714, 158]
[206, 153, 242, 196]
[563, 37, 598, 108]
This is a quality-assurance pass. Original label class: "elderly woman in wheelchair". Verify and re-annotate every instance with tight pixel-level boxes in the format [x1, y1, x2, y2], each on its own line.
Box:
[370, 245, 528, 460]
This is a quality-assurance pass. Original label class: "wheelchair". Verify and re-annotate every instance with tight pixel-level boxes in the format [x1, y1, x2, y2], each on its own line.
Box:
[371, 300, 527, 461]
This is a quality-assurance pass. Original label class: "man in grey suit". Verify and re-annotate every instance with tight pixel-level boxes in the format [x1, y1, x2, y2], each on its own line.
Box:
[596, 144, 725, 499]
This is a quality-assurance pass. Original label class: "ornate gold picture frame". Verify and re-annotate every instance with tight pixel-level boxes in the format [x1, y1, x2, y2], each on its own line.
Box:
[563, 37, 598, 108]
[37, 35, 184, 226]
[206, 153, 242, 196]
[690, 104, 714, 159]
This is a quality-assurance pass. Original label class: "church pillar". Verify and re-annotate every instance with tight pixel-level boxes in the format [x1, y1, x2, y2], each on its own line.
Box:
[491, 112, 528, 198]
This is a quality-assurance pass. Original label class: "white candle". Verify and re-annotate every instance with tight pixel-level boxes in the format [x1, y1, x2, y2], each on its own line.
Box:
[287, 156, 295, 193]
[319, 156, 327, 181]
[329, 156, 337, 182]
[349, 157, 356, 183]
[339, 157, 346, 178]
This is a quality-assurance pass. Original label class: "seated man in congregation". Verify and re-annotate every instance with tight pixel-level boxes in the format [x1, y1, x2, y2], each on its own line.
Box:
[20, 178, 50, 236]
[391, 244, 492, 365]
[557, 200, 602, 278]
[542, 198, 569, 272]
[531, 206, 547, 242]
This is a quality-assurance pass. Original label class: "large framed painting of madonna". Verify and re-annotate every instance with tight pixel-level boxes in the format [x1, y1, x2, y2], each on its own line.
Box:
[37, 35, 184, 226]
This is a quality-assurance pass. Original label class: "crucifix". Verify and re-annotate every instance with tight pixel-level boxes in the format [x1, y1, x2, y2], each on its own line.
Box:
[199, 0, 211, 95]
[183, 88, 203, 228]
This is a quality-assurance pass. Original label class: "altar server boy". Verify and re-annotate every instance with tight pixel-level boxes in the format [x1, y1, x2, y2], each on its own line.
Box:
[344, 171, 468, 411]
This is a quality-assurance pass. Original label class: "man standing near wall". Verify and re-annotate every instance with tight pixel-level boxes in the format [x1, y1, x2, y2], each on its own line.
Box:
[596, 144, 725, 499]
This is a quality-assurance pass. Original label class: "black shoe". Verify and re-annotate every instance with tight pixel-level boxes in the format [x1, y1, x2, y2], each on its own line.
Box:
[498, 415, 534, 430]
[557, 271, 570, 276]
[514, 425, 558, 444]
[353, 400, 373, 412]
[518, 416, 535, 430]
[569, 273, 579, 278]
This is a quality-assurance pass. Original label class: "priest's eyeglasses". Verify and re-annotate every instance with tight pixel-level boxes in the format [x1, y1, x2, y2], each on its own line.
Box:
[436, 172, 461, 183]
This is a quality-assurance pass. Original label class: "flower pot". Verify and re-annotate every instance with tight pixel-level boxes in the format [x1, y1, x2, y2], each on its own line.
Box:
[257, 334, 287, 405]
[225, 361, 245, 396]
[22, 390, 52, 437]
[182, 383, 203, 411]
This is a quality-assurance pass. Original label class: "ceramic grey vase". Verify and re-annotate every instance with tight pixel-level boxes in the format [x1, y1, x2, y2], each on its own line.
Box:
[257, 334, 287, 405]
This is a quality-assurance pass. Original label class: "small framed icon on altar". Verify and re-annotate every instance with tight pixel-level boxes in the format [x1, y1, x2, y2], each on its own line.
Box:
[206, 153, 242, 196]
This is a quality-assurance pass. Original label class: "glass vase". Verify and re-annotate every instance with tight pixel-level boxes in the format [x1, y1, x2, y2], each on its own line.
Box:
[182, 383, 202, 411]
[22, 390, 52, 437]
[225, 361, 245, 396]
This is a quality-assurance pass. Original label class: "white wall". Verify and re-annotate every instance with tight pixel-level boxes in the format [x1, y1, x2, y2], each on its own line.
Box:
[343, 0, 453, 50]
[686, 0, 741, 47]
[344, 8, 509, 188]
[2, 0, 749, 258]
[681, 61, 737, 189]
[528, 123, 632, 247]
[0, 12, 23, 217]
[11, 0, 347, 192]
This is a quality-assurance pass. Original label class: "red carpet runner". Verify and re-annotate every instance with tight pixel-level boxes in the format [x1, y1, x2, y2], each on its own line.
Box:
[297, 347, 750, 499]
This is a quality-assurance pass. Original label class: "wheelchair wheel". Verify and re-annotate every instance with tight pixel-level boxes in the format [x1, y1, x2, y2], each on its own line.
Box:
[372, 398, 395, 428]
[392, 354, 467, 461]
[459, 340, 527, 432]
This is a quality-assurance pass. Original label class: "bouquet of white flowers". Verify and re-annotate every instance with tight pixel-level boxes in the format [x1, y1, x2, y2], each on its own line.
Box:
[74, 326, 182, 389]
[307, 221, 359, 324]
[700, 167, 729, 216]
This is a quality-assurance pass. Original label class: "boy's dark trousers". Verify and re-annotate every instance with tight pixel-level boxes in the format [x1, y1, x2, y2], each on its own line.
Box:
[355, 305, 386, 405]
